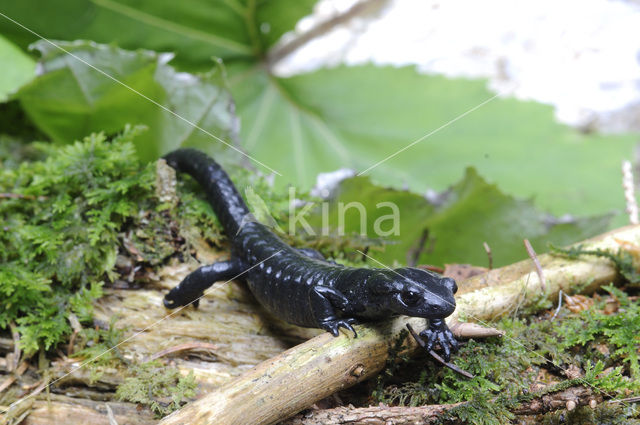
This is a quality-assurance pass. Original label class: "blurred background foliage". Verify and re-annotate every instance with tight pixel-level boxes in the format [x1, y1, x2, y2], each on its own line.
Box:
[0, 0, 638, 269]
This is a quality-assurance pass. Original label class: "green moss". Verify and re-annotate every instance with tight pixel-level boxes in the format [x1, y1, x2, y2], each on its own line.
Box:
[551, 244, 640, 285]
[72, 316, 129, 383]
[0, 128, 151, 353]
[372, 297, 640, 423]
[542, 404, 640, 425]
[0, 126, 372, 357]
[115, 360, 196, 417]
[558, 285, 640, 379]
[0, 127, 226, 354]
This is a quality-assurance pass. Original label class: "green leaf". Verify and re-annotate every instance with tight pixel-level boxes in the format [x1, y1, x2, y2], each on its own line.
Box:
[303, 169, 611, 267]
[229, 65, 636, 223]
[14, 40, 238, 160]
[0, 34, 35, 101]
[254, 0, 317, 50]
[0, 0, 315, 68]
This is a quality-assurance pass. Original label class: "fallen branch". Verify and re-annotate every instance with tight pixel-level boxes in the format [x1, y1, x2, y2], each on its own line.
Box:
[284, 403, 457, 425]
[267, 0, 387, 67]
[160, 225, 638, 425]
[0, 361, 29, 393]
[283, 386, 603, 424]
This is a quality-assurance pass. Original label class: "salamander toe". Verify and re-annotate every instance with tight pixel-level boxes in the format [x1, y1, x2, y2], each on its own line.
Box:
[320, 318, 359, 338]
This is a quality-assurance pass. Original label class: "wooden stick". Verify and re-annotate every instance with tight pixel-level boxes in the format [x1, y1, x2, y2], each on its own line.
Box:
[282, 386, 603, 424]
[284, 403, 459, 425]
[159, 225, 638, 425]
[483, 241, 493, 270]
[524, 238, 546, 292]
[147, 342, 220, 361]
[0, 361, 28, 393]
[405, 323, 473, 378]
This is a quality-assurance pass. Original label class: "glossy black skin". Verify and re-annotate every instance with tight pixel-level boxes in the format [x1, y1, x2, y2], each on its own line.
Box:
[162, 149, 459, 360]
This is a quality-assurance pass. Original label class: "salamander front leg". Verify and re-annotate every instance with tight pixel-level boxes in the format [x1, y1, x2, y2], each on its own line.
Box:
[418, 319, 459, 362]
[164, 258, 244, 309]
[309, 286, 358, 337]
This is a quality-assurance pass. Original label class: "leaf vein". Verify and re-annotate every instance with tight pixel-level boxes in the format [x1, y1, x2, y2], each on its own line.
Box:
[90, 0, 253, 55]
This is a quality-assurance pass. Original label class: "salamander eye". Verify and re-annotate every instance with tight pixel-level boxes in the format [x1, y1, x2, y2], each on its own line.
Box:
[401, 291, 421, 306]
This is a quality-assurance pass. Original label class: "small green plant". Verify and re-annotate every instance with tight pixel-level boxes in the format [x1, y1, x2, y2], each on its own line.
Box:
[372, 298, 640, 424]
[0, 127, 154, 353]
[72, 316, 129, 383]
[551, 244, 640, 284]
[559, 285, 640, 379]
[115, 360, 197, 417]
[0, 127, 226, 354]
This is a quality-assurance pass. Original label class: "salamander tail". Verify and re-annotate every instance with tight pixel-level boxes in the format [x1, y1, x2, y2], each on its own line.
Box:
[163, 148, 250, 237]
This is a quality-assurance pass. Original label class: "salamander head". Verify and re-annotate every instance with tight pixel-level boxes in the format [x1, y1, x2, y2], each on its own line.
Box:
[369, 267, 457, 319]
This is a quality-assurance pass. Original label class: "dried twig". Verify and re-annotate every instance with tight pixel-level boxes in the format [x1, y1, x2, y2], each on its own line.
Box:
[406, 323, 473, 379]
[8, 322, 20, 371]
[3, 379, 47, 416]
[609, 396, 640, 404]
[66, 313, 82, 357]
[105, 404, 119, 425]
[0, 361, 29, 393]
[283, 386, 603, 424]
[267, 0, 387, 67]
[483, 241, 493, 270]
[524, 239, 546, 292]
[550, 290, 563, 321]
[148, 342, 220, 361]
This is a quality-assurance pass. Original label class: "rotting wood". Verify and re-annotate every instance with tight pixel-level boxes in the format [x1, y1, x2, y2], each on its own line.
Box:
[0, 362, 28, 393]
[513, 386, 602, 415]
[0, 338, 14, 354]
[159, 225, 639, 425]
[284, 403, 460, 425]
[19, 394, 156, 425]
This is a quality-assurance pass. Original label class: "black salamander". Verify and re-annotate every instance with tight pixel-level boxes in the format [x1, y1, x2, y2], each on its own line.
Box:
[162, 149, 459, 360]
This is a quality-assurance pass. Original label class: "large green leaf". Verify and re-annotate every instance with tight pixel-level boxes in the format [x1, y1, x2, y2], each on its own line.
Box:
[0, 34, 34, 101]
[0, 0, 315, 68]
[14, 40, 238, 160]
[303, 170, 611, 268]
[1, 0, 634, 263]
[229, 65, 636, 222]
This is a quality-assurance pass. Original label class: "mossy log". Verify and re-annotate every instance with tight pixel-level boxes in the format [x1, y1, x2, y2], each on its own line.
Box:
[159, 225, 639, 425]
[4, 225, 637, 425]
